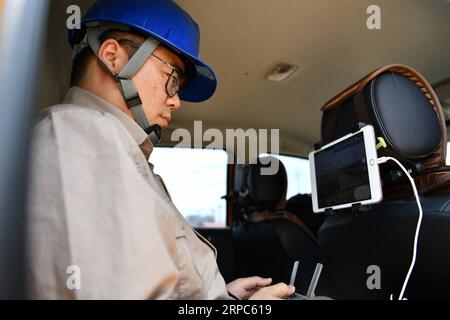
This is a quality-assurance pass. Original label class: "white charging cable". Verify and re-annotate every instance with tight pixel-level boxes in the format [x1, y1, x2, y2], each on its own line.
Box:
[377, 156, 423, 300]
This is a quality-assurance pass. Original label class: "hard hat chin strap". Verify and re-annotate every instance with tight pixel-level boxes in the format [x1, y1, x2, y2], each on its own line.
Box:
[75, 26, 162, 146]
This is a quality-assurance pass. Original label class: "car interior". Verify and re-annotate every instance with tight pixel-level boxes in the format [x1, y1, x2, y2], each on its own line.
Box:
[1, 0, 450, 300]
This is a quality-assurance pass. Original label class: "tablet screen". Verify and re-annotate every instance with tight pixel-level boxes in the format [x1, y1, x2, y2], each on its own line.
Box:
[314, 132, 371, 208]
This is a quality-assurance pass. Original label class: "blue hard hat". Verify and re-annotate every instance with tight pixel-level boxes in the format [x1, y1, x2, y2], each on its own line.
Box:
[68, 0, 217, 103]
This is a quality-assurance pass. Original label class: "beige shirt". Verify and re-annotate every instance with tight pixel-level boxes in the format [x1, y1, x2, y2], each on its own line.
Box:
[26, 87, 229, 300]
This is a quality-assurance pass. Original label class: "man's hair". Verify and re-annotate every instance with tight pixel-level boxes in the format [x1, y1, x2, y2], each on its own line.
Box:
[70, 30, 144, 87]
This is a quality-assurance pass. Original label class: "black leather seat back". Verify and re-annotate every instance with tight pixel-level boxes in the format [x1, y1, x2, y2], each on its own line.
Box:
[319, 195, 450, 299]
[287, 194, 326, 237]
[234, 218, 322, 294]
[232, 157, 330, 295]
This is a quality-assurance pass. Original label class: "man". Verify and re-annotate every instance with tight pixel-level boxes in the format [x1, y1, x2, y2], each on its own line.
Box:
[26, 0, 295, 299]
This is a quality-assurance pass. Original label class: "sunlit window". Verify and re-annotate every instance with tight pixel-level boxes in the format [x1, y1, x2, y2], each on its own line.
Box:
[150, 147, 228, 228]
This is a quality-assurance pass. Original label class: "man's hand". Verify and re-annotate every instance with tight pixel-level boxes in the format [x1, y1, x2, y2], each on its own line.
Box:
[227, 276, 273, 300]
[248, 283, 296, 300]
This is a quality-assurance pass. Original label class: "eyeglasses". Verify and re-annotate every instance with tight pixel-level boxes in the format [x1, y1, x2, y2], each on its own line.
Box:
[114, 38, 185, 97]
[150, 53, 184, 97]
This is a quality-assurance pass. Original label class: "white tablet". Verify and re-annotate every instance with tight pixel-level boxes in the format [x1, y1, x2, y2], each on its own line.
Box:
[309, 125, 383, 213]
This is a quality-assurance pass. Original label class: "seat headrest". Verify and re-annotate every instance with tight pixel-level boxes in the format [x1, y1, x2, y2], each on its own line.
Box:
[234, 156, 287, 213]
[320, 65, 448, 199]
[368, 73, 441, 158]
[321, 64, 446, 168]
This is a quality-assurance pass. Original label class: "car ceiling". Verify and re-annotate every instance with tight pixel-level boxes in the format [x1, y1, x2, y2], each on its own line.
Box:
[40, 0, 450, 157]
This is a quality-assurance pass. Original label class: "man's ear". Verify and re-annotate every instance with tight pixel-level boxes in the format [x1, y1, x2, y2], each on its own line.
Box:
[98, 39, 128, 74]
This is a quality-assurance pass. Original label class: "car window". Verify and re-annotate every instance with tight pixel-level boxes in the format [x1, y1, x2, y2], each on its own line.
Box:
[261, 154, 312, 199]
[150, 147, 228, 228]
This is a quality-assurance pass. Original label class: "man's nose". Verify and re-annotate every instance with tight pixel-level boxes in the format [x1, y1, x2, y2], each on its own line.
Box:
[167, 93, 181, 111]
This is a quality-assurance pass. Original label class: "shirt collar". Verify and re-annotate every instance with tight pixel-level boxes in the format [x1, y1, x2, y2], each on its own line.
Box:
[63, 87, 153, 157]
